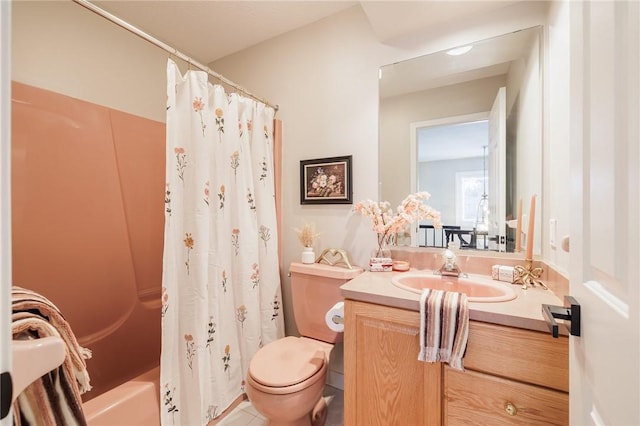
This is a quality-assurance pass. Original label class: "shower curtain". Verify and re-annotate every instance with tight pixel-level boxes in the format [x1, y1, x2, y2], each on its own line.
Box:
[161, 59, 284, 426]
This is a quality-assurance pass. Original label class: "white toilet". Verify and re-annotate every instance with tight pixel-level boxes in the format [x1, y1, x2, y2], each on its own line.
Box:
[245, 262, 362, 426]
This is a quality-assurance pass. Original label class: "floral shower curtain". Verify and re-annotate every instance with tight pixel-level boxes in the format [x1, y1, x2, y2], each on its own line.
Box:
[161, 59, 284, 425]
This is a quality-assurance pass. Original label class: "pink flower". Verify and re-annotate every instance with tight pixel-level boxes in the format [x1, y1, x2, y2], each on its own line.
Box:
[193, 97, 205, 112]
[353, 192, 441, 241]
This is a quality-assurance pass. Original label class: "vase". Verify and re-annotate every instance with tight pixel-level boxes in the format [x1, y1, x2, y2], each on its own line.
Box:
[371, 233, 392, 260]
[301, 247, 315, 264]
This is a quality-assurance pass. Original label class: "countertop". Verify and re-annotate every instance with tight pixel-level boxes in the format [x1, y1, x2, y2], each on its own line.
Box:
[340, 269, 565, 335]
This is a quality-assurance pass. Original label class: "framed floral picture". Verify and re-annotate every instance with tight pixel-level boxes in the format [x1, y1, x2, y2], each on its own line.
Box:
[300, 155, 352, 204]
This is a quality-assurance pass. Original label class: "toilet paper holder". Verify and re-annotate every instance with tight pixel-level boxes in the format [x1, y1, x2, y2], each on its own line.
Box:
[330, 315, 344, 325]
[325, 302, 345, 332]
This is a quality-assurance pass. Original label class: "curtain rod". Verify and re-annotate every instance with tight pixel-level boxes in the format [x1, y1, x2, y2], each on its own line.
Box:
[72, 0, 279, 112]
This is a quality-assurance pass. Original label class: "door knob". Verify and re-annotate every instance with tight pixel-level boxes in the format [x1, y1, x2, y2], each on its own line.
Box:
[542, 296, 581, 338]
[504, 401, 518, 416]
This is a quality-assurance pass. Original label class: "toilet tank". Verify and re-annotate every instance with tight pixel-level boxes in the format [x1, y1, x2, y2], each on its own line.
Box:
[289, 262, 363, 343]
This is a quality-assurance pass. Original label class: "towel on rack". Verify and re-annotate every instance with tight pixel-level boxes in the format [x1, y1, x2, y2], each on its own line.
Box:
[11, 286, 92, 426]
[418, 288, 469, 371]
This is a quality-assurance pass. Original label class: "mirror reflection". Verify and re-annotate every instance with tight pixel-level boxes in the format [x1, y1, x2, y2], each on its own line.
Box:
[379, 26, 542, 254]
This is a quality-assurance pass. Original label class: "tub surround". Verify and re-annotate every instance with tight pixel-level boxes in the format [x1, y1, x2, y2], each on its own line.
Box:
[12, 82, 164, 400]
[82, 367, 160, 426]
[82, 366, 249, 426]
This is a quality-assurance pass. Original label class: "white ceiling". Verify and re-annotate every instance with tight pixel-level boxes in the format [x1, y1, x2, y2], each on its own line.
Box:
[90, 1, 522, 64]
[92, 1, 356, 63]
[418, 119, 488, 162]
[87, 1, 523, 165]
[379, 25, 536, 99]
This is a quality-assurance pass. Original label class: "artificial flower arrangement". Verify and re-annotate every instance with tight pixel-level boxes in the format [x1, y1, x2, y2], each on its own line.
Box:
[353, 192, 442, 258]
[295, 222, 320, 248]
[294, 222, 321, 264]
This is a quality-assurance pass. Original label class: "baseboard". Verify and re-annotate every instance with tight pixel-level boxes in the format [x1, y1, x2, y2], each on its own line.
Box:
[327, 370, 344, 390]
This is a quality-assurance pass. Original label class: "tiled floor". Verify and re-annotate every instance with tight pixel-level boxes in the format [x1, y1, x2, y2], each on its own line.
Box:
[217, 386, 344, 426]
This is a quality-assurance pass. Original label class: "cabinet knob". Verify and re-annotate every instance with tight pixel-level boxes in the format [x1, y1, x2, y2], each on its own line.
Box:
[504, 401, 518, 416]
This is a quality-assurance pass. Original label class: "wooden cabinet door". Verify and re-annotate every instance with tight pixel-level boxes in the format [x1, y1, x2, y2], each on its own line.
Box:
[344, 300, 441, 426]
[444, 367, 568, 426]
[463, 321, 568, 392]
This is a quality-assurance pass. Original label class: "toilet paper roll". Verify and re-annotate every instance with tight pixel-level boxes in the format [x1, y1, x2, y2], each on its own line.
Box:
[325, 302, 345, 333]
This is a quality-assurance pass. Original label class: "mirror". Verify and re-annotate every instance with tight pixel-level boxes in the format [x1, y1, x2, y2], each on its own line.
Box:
[379, 26, 542, 254]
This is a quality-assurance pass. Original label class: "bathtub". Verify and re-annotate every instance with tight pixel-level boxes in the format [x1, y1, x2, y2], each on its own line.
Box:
[82, 367, 160, 426]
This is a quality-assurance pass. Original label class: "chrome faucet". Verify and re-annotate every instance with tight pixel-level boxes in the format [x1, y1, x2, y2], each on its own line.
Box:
[437, 243, 464, 278]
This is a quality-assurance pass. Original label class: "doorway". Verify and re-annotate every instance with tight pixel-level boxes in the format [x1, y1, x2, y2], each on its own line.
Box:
[410, 113, 489, 248]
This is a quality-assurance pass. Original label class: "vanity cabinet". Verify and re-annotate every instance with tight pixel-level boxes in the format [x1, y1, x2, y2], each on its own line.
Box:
[344, 300, 569, 426]
[344, 300, 442, 426]
[444, 320, 569, 425]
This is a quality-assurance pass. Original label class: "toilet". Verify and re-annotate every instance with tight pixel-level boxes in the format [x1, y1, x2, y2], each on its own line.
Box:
[246, 262, 363, 426]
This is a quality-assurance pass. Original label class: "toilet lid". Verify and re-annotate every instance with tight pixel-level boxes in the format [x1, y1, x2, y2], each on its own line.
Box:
[248, 336, 326, 387]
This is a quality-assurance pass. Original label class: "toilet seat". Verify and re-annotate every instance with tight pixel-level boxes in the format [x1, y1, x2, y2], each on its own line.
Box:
[248, 336, 329, 395]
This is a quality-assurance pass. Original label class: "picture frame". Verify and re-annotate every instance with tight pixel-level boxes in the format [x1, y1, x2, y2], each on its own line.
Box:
[300, 155, 352, 204]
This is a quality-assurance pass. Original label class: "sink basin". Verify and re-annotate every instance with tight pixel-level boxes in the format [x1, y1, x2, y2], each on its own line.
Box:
[391, 272, 517, 303]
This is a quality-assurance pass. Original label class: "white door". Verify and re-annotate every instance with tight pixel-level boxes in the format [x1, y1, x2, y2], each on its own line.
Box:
[488, 86, 506, 251]
[569, 1, 639, 425]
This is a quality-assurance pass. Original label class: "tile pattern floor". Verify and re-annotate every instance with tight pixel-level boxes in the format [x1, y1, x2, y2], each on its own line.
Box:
[217, 386, 344, 426]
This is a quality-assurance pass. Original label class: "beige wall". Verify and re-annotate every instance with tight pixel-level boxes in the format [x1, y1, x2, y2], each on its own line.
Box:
[379, 75, 506, 210]
[213, 6, 386, 338]
[11, 0, 571, 383]
[12, 1, 174, 123]
[544, 1, 571, 274]
[211, 1, 553, 338]
[508, 29, 543, 256]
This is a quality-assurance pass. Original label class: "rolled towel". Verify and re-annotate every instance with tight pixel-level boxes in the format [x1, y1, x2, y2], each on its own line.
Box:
[418, 288, 469, 371]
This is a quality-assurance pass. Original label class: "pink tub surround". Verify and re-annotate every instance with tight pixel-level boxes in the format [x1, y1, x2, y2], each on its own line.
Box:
[82, 367, 160, 426]
[12, 286, 92, 426]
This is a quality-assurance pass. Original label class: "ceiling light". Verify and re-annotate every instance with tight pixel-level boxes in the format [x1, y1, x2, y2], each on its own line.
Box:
[446, 45, 473, 56]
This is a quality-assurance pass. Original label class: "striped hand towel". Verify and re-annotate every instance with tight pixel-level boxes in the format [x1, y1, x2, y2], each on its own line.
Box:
[12, 286, 92, 426]
[418, 288, 469, 371]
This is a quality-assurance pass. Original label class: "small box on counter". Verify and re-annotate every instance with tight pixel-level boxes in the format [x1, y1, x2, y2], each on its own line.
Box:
[369, 262, 393, 272]
[491, 265, 521, 283]
[369, 256, 393, 272]
[370, 257, 392, 264]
